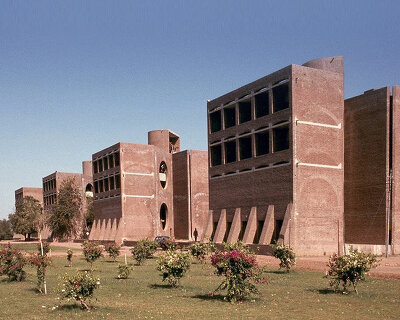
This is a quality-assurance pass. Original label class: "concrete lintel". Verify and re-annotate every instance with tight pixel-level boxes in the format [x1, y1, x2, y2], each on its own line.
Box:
[213, 209, 227, 243]
[259, 205, 275, 244]
[227, 208, 241, 243]
[242, 207, 257, 244]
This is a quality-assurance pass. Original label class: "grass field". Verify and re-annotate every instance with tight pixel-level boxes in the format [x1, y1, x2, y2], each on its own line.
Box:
[0, 244, 399, 320]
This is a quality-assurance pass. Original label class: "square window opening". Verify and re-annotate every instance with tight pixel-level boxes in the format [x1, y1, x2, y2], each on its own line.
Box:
[224, 140, 236, 163]
[210, 144, 222, 167]
[255, 91, 269, 118]
[238, 100, 251, 123]
[224, 107, 236, 128]
[209, 111, 222, 133]
[239, 136, 252, 160]
[255, 131, 269, 156]
[273, 126, 289, 152]
[273, 83, 289, 112]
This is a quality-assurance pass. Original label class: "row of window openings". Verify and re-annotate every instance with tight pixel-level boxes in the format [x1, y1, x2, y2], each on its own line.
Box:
[43, 179, 56, 192]
[210, 126, 289, 167]
[209, 83, 289, 133]
[93, 152, 120, 174]
[94, 175, 121, 193]
[210, 219, 283, 244]
[44, 194, 57, 206]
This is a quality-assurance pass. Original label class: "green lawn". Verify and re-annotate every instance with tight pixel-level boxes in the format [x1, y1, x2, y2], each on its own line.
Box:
[0, 248, 399, 320]
[7, 243, 81, 254]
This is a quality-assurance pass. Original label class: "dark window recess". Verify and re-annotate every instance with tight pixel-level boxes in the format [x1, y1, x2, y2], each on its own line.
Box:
[273, 125, 289, 152]
[239, 136, 252, 160]
[273, 83, 289, 112]
[98, 159, 103, 172]
[253, 220, 265, 244]
[114, 152, 120, 166]
[103, 157, 108, 170]
[255, 131, 269, 156]
[210, 144, 222, 166]
[108, 154, 114, 168]
[94, 181, 99, 193]
[224, 140, 236, 163]
[160, 204, 167, 230]
[224, 107, 236, 128]
[209, 111, 222, 133]
[115, 175, 121, 189]
[223, 221, 232, 242]
[238, 221, 248, 241]
[104, 178, 109, 192]
[109, 176, 115, 190]
[238, 100, 251, 123]
[211, 221, 218, 241]
[93, 161, 98, 174]
[273, 219, 283, 242]
[99, 180, 104, 193]
[255, 91, 269, 118]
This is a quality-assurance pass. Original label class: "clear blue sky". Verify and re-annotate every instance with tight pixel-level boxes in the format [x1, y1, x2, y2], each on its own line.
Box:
[1, 0, 399, 219]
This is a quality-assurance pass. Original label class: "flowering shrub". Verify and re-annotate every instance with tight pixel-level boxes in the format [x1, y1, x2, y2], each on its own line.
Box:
[29, 252, 52, 293]
[157, 250, 191, 287]
[58, 271, 100, 310]
[82, 241, 103, 269]
[131, 239, 158, 265]
[189, 242, 209, 262]
[159, 238, 177, 251]
[37, 241, 51, 255]
[223, 241, 250, 253]
[0, 243, 26, 281]
[117, 264, 134, 279]
[210, 249, 267, 302]
[104, 243, 121, 261]
[325, 249, 379, 294]
[270, 243, 296, 272]
[66, 249, 73, 267]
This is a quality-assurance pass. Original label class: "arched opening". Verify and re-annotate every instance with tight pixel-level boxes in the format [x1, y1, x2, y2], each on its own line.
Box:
[160, 203, 167, 230]
[85, 183, 93, 198]
[159, 161, 167, 189]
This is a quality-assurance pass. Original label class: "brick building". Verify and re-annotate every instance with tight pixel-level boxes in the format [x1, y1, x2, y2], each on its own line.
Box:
[42, 161, 93, 239]
[14, 187, 44, 239]
[89, 130, 209, 243]
[344, 86, 400, 254]
[203, 57, 345, 256]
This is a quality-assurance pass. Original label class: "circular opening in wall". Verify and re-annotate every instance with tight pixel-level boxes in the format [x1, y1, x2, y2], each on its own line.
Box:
[160, 203, 167, 230]
[159, 161, 167, 189]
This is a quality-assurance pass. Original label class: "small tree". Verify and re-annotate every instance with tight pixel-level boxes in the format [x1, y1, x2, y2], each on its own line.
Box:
[47, 178, 82, 240]
[131, 239, 158, 265]
[117, 264, 134, 279]
[29, 243, 52, 294]
[270, 242, 296, 272]
[0, 243, 27, 281]
[189, 242, 209, 262]
[159, 238, 177, 251]
[104, 243, 121, 261]
[157, 250, 191, 287]
[9, 196, 42, 240]
[82, 241, 103, 270]
[66, 249, 73, 267]
[325, 249, 379, 294]
[58, 271, 100, 310]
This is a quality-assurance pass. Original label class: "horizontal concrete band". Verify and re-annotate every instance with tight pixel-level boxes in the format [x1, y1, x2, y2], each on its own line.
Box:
[122, 172, 154, 176]
[124, 194, 155, 199]
[296, 162, 342, 169]
[296, 119, 342, 129]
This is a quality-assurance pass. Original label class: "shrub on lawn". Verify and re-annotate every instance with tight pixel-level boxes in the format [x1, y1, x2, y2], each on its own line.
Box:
[37, 241, 51, 256]
[189, 242, 209, 262]
[117, 264, 134, 279]
[0, 243, 27, 281]
[104, 243, 121, 261]
[159, 238, 177, 251]
[29, 251, 51, 293]
[131, 239, 158, 265]
[210, 248, 267, 303]
[82, 241, 103, 269]
[58, 271, 100, 310]
[222, 241, 250, 253]
[325, 249, 379, 294]
[66, 249, 73, 267]
[157, 249, 191, 287]
[270, 242, 296, 272]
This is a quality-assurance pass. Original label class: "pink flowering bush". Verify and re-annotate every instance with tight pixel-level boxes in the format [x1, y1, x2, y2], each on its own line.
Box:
[58, 271, 100, 310]
[104, 242, 121, 261]
[210, 249, 267, 302]
[325, 249, 379, 294]
[29, 252, 52, 293]
[0, 243, 27, 281]
[82, 241, 103, 269]
[159, 238, 177, 251]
